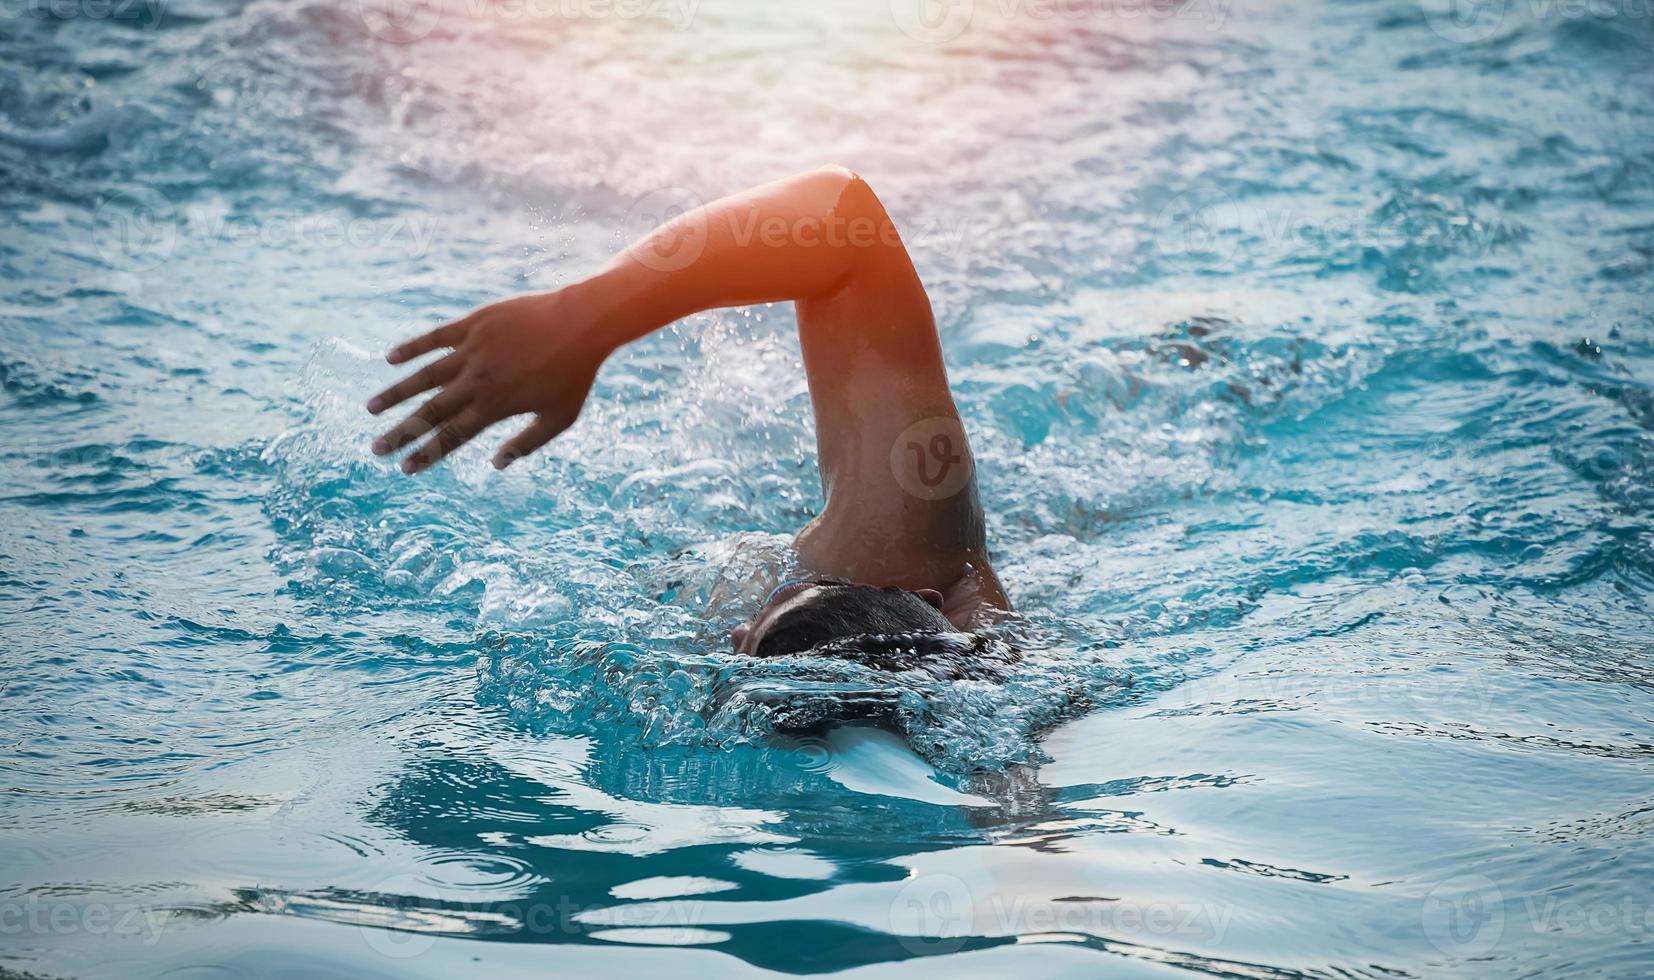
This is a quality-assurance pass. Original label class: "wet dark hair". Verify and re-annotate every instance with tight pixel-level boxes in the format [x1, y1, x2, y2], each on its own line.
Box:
[754, 581, 957, 659]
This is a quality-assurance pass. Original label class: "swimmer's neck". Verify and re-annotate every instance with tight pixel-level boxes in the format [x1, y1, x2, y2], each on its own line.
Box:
[793, 516, 1008, 630]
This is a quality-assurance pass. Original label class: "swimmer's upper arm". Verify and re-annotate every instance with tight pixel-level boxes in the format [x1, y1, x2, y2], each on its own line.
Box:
[787, 173, 999, 596]
[372, 166, 1005, 606]
[590, 165, 995, 592]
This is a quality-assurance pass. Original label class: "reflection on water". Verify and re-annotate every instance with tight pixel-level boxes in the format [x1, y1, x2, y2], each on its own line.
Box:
[2, 0, 1653, 976]
[229, 736, 1307, 975]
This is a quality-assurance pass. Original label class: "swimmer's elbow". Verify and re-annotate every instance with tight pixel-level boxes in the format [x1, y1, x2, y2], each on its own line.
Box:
[796, 164, 876, 216]
[814, 162, 861, 185]
[810, 165, 905, 262]
[764, 165, 903, 296]
[817, 164, 880, 219]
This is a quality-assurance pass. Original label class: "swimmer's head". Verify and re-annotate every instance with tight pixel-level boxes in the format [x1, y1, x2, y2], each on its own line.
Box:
[731, 576, 955, 658]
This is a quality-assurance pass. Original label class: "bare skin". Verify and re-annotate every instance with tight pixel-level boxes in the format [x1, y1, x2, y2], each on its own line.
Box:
[368, 165, 1011, 634]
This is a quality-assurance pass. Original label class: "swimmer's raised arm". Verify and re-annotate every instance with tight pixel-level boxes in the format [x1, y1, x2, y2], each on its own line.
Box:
[370, 167, 870, 471]
[370, 165, 1008, 614]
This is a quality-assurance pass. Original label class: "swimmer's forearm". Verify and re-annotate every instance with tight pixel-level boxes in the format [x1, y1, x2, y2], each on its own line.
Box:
[580, 165, 892, 349]
[368, 166, 906, 473]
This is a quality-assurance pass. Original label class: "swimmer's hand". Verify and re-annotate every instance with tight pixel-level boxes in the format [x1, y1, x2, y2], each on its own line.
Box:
[367, 288, 608, 473]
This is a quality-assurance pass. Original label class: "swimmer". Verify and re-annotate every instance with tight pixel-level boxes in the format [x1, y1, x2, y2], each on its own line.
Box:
[368, 166, 1012, 656]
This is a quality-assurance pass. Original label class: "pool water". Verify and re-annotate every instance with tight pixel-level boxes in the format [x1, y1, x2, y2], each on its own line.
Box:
[3, 0, 1653, 976]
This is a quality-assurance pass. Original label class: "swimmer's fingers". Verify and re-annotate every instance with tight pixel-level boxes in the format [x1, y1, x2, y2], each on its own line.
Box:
[367, 352, 463, 415]
[402, 406, 488, 475]
[372, 386, 472, 458]
[492, 416, 568, 470]
[386, 312, 479, 365]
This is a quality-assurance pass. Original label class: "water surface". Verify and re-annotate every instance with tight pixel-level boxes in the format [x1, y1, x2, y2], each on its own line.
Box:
[2, 0, 1652, 976]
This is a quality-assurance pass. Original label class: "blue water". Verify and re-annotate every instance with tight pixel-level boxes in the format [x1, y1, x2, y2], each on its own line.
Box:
[3, 1, 1653, 976]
